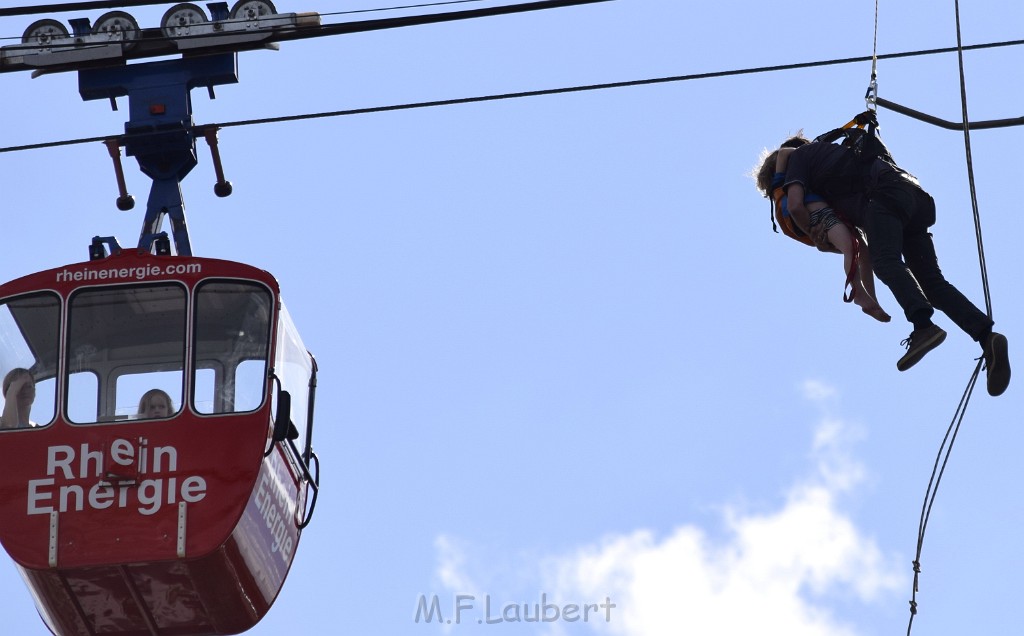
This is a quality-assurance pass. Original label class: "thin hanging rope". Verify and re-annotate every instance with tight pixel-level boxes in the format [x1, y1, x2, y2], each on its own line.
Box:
[871, 0, 879, 81]
[952, 0, 993, 317]
[866, 0, 879, 110]
[906, 362, 982, 636]
[905, 3, 997, 634]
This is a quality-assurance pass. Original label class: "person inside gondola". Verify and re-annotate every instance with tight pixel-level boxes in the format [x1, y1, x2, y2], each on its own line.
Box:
[138, 388, 174, 420]
[1, 368, 35, 429]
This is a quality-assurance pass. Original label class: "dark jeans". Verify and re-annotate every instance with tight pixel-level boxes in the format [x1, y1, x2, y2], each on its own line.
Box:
[862, 179, 993, 341]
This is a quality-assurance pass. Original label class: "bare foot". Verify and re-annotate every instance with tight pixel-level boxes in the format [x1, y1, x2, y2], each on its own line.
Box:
[861, 305, 892, 323]
[855, 294, 891, 323]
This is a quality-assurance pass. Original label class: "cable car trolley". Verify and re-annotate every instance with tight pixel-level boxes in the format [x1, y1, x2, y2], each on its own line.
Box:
[0, 4, 320, 635]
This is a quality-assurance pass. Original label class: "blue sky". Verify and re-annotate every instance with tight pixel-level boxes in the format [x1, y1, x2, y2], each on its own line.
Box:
[2, 0, 1024, 634]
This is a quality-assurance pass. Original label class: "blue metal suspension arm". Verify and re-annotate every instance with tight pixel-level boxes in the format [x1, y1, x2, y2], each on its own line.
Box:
[142, 179, 192, 256]
[78, 54, 239, 256]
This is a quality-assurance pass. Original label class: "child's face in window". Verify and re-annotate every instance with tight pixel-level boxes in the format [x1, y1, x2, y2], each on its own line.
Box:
[144, 396, 170, 418]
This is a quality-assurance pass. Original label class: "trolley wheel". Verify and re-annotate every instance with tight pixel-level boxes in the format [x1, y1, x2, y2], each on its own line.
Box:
[92, 11, 141, 48]
[22, 19, 69, 46]
[161, 3, 210, 39]
[230, 0, 278, 20]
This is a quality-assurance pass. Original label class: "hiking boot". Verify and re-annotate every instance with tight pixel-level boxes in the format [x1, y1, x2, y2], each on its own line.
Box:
[897, 325, 947, 371]
[982, 332, 1010, 396]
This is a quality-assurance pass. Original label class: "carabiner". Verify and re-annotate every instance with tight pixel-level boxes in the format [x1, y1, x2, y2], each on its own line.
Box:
[864, 78, 878, 112]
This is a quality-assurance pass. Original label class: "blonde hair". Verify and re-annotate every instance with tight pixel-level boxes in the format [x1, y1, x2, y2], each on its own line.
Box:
[138, 389, 174, 415]
[752, 132, 810, 196]
[754, 148, 780, 196]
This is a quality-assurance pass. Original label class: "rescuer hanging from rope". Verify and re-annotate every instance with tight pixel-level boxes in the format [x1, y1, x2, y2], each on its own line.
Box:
[755, 113, 1010, 396]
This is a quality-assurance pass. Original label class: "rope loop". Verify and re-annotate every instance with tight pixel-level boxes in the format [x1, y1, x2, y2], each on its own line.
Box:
[905, 362, 983, 636]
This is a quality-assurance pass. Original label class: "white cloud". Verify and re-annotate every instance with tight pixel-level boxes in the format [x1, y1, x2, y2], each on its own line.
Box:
[435, 535, 480, 595]
[801, 379, 838, 401]
[433, 381, 904, 635]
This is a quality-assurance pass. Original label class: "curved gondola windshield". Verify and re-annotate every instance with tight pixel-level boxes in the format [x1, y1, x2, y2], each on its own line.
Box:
[66, 284, 187, 423]
[0, 292, 60, 429]
[275, 303, 314, 459]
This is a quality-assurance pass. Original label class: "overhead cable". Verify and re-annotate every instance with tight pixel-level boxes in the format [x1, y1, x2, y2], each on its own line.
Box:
[320, 0, 490, 18]
[3, 37, 1024, 154]
[0, 0, 612, 62]
[0, 0, 490, 17]
[0, 0, 169, 17]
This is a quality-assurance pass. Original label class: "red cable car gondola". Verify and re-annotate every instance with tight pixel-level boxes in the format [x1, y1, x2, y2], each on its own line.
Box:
[0, 10, 320, 636]
[0, 249, 319, 635]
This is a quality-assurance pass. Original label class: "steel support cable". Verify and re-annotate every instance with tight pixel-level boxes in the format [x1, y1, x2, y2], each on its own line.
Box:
[0, 0, 609, 49]
[0, 0, 493, 17]
[0, 0, 494, 37]
[5, 38, 1024, 155]
[319, 0, 491, 18]
[0, 0, 168, 17]
[906, 5, 996, 635]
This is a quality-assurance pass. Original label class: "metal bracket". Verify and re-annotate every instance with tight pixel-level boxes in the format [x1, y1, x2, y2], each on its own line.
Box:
[48, 511, 58, 567]
[876, 97, 1024, 131]
[177, 502, 187, 558]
